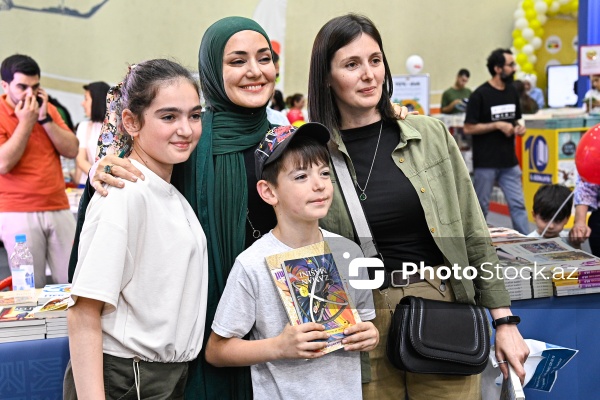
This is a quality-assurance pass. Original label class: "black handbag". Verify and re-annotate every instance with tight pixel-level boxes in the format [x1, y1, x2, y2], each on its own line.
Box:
[386, 296, 490, 375]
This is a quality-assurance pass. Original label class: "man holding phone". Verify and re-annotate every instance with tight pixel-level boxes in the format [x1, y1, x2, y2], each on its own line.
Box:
[0, 54, 78, 287]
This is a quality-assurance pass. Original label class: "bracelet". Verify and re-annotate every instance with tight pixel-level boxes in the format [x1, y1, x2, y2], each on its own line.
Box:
[492, 315, 521, 329]
[38, 114, 53, 125]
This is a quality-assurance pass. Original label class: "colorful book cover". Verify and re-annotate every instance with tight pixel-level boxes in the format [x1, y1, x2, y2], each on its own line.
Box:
[0, 306, 45, 328]
[265, 241, 361, 354]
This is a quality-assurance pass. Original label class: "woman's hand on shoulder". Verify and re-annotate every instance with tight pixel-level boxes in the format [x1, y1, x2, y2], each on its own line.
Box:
[91, 155, 144, 196]
[392, 103, 419, 120]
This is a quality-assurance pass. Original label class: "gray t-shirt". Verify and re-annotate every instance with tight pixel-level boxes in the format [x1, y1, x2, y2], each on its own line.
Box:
[212, 230, 375, 400]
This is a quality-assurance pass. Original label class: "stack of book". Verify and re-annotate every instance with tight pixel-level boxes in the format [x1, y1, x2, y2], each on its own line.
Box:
[496, 254, 534, 300]
[496, 237, 600, 297]
[0, 305, 46, 343]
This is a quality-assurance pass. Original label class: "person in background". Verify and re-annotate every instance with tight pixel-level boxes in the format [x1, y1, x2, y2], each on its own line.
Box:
[569, 177, 600, 256]
[440, 68, 471, 114]
[522, 74, 544, 109]
[75, 81, 110, 185]
[464, 48, 530, 235]
[286, 93, 306, 124]
[0, 54, 78, 287]
[48, 95, 75, 132]
[527, 184, 575, 246]
[513, 80, 539, 115]
[66, 59, 207, 399]
[270, 89, 285, 111]
[309, 15, 528, 400]
[583, 74, 600, 113]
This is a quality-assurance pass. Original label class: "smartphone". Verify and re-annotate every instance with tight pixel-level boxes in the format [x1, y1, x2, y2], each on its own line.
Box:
[36, 95, 43, 107]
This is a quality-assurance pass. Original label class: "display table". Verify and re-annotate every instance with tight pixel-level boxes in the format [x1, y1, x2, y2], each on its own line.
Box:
[511, 293, 600, 399]
[0, 337, 69, 399]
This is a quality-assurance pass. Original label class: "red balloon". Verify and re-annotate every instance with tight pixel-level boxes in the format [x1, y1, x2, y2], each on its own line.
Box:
[575, 123, 600, 185]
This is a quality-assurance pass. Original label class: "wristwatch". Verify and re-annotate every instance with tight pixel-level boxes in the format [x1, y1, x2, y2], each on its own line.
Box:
[492, 315, 521, 329]
[38, 114, 53, 125]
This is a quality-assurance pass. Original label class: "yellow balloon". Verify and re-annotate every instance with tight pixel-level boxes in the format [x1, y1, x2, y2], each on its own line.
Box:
[522, 0, 534, 10]
[514, 37, 526, 50]
[529, 19, 541, 30]
[544, 0, 552, 5]
[512, 29, 522, 39]
[525, 9, 537, 20]
[292, 120, 306, 128]
[517, 53, 528, 64]
[534, 27, 545, 37]
[570, 1, 578, 13]
[522, 62, 534, 73]
[559, 3, 571, 13]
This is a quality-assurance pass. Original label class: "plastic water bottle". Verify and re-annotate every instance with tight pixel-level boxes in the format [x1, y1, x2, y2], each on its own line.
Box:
[10, 234, 35, 292]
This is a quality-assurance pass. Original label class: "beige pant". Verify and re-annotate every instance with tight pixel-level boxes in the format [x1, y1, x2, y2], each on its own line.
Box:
[362, 274, 481, 400]
[0, 210, 75, 287]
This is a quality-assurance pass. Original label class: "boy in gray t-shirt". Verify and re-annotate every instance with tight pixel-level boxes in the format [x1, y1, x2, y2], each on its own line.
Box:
[206, 123, 378, 399]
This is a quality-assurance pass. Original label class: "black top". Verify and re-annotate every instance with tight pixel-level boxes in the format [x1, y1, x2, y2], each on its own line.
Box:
[465, 81, 522, 168]
[243, 146, 277, 247]
[340, 120, 444, 272]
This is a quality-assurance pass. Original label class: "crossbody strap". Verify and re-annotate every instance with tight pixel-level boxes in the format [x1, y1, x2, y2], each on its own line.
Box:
[328, 141, 379, 258]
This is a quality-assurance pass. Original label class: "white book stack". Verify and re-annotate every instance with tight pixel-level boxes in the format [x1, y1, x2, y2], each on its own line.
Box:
[0, 305, 46, 343]
[46, 317, 68, 338]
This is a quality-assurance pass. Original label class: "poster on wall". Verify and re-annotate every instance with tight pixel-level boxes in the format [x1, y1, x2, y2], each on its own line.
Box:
[579, 45, 600, 76]
[391, 74, 429, 115]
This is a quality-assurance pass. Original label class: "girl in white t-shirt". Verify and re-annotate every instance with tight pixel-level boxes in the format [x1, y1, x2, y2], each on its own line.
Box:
[75, 81, 109, 185]
[67, 59, 208, 400]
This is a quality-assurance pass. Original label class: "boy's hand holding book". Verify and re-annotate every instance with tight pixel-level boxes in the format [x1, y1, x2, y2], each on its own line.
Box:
[275, 322, 330, 360]
[341, 321, 379, 352]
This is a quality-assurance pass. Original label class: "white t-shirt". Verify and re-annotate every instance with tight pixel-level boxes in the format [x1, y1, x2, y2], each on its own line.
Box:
[212, 230, 375, 400]
[71, 159, 208, 362]
[75, 121, 103, 184]
[584, 88, 600, 112]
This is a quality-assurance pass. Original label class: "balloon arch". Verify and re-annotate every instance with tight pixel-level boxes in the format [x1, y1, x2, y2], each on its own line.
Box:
[511, 0, 578, 79]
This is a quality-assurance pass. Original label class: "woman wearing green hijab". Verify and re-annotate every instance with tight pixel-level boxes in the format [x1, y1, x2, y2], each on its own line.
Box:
[72, 16, 277, 399]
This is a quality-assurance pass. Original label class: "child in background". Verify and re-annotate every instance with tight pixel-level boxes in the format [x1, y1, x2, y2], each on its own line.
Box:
[583, 74, 600, 113]
[66, 59, 208, 399]
[205, 123, 378, 400]
[528, 184, 577, 247]
[286, 93, 306, 125]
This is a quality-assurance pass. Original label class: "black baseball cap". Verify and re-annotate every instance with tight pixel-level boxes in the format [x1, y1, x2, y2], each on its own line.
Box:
[254, 122, 330, 179]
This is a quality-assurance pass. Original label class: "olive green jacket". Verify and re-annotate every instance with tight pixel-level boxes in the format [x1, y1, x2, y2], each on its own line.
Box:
[320, 115, 511, 309]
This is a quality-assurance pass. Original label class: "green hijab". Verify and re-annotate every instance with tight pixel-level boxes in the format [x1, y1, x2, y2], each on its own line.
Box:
[175, 16, 273, 400]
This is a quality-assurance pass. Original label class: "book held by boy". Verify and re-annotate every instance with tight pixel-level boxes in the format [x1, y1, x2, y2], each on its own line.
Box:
[265, 241, 361, 354]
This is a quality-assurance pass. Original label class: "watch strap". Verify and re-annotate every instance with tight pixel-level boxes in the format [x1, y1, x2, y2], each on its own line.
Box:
[38, 114, 53, 125]
[492, 315, 520, 329]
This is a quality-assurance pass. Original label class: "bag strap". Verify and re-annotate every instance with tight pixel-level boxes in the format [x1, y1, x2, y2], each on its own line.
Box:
[328, 141, 379, 258]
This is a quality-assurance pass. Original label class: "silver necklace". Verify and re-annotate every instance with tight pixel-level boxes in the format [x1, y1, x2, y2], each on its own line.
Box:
[355, 120, 383, 201]
[246, 209, 261, 239]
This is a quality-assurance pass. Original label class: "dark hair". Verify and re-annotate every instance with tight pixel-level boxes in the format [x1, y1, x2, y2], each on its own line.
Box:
[271, 90, 285, 111]
[286, 93, 304, 108]
[1, 54, 40, 82]
[458, 68, 470, 78]
[262, 135, 330, 187]
[513, 80, 539, 114]
[533, 184, 573, 222]
[121, 59, 199, 126]
[486, 48, 511, 76]
[272, 51, 280, 64]
[308, 13, 395, 133]
[84, 81, 110, 123]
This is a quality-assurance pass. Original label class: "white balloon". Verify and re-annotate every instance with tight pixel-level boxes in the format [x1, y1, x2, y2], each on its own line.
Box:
[510, 47, 518, 55]
[516, 71, 526, 80]
[538, 14, 547, 24]
[522, 27, 535, 40]
[514, 9, 525, 19]
[522, 44, 535, 55]
[528, 54, 538, 64]
[515, 17, 529, 30]
[550, 2, 560, 12]
[534, 1, 548, 13]
[405, 55, 424, 75]
[532, 37, 543, 49]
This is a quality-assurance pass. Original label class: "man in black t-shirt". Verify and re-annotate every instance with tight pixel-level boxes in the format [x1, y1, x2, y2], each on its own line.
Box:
[464, 48, 529, 234]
